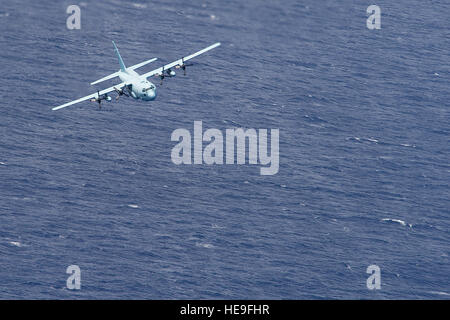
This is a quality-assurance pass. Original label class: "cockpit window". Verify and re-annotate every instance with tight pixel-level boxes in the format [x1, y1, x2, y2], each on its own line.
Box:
[143, 86, 155, 92]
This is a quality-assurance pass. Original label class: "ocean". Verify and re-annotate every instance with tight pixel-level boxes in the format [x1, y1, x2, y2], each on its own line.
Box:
[0, 0, 448, 299]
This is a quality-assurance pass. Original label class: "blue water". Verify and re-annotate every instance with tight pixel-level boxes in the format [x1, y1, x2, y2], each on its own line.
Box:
[0, 0, 449, 299]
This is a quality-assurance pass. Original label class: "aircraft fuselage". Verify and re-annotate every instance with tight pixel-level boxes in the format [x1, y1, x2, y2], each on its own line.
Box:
[119, 69, 157, 101]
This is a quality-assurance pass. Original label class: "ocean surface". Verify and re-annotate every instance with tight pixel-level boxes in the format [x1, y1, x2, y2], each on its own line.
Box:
[0, 0, 448, 299]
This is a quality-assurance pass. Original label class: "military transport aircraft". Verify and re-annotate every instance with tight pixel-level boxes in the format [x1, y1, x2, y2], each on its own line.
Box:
[52, 41, 221, 110]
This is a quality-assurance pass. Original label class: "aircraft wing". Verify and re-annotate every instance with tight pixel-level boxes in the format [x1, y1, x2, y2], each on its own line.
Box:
[52, 82, 126, 111]
[128, 57, 158, 71]
[140, 42, 221, 80]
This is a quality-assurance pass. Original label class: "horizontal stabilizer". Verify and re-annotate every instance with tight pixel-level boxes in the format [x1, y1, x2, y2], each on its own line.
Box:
[90, 72, 120, 85]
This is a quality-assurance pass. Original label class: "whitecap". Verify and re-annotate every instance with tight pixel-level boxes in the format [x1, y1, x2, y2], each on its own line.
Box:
[196, 243, 214, 249]
[429, 291, 450, 296]
[9, 241, 21, 247]
[382, 218, 406, 226]
[128, 204, 139, 208]
[382, 218, 412, 228]
[132, 3, 147, 9]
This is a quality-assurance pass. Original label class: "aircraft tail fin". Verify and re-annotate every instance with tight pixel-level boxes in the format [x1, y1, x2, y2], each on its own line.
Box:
[91, 43, 158, 85]
[112, 41, 126, 72]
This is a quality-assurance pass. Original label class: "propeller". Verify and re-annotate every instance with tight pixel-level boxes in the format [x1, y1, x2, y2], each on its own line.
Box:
[114, 86, 129, 100]
[176, 57, 194, 76]
[156, 58, 193, 84]
[90, 90, 103, 108]
[154, 66, 166, 85]
[90, 90, 112, 108]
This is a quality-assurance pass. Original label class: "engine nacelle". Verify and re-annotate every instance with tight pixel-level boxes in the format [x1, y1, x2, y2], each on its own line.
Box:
[91, 93, 112, 103]
[167, 69, 176, 77]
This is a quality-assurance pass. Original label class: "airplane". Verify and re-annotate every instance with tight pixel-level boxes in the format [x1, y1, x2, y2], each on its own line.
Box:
[52, 41, 221, 111]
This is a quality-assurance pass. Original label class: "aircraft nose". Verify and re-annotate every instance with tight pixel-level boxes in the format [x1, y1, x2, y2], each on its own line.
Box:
[145, 88, 156, 100]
